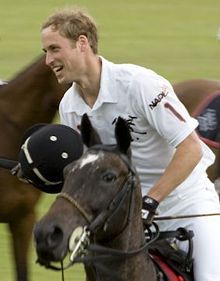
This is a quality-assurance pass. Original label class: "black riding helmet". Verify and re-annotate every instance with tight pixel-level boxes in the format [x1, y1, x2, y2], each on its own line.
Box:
[17, 123, 83, 193]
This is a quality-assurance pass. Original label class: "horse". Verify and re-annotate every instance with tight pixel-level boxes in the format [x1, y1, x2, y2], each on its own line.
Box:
[0, 55, 69, 281]
[33, 114, 193, 281]
[173, 79, 220, 183]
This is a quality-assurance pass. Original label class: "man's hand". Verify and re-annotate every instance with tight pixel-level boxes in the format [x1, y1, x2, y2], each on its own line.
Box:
[142, 195, 159, 226]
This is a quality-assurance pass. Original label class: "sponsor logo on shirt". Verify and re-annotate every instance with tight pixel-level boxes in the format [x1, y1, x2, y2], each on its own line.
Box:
[149, 88, 169, 110]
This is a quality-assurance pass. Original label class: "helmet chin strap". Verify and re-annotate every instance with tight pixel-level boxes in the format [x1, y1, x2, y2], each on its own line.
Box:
[31, 167, 62, 186]
[21, 137, 33, 163]
[21, 137, 62, 186]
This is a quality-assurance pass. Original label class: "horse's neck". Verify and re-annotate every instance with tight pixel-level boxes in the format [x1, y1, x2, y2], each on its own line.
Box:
[118, 214, 156, 281]
[95, 192, 157, 281]
[0, 56, 62, 129]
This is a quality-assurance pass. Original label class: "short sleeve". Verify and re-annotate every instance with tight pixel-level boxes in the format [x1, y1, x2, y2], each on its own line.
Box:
[131, 73, 198, 147]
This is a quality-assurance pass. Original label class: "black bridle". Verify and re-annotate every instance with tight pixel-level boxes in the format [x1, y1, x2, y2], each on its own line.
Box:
[60, 145, 139, 237]
[41, 147, 160, 278]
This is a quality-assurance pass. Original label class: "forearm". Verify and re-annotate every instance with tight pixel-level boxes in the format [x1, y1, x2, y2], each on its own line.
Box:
[147, 132, 203, 202]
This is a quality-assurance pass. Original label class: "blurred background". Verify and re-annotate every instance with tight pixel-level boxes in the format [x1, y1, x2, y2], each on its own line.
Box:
[0, 0, 219, 280]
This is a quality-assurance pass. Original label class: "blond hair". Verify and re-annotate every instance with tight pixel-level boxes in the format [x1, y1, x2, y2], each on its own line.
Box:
[42, 7, 98, 54]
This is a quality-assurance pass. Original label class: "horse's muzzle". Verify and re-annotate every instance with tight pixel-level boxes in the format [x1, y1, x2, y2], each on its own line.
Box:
[33, 221, 68, 264]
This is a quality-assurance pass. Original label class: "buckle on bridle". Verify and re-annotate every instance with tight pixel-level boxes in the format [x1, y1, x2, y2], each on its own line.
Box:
[69, 226, 90, 262]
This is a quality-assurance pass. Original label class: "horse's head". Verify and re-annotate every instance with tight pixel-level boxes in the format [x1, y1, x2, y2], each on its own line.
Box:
[33, 114, 142, 268]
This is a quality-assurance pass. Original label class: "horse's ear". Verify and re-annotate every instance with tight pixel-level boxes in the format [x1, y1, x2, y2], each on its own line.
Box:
[115, 117, 132, 155]
[80, 114, 102, 147]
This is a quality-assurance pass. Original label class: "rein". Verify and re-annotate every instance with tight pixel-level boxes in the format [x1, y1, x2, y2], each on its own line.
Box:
[154, 212, 220, 220]
[77, 222, 160, 262]
[42, 224, 160, 280]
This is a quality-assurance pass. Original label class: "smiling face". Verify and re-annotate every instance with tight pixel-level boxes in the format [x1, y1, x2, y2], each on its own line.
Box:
[41, 26, 85, 84]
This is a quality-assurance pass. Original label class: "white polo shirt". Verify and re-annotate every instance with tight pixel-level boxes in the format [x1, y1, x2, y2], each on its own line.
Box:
[59, 57, 215, 196]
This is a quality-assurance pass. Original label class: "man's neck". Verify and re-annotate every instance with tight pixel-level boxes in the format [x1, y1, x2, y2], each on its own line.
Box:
[76, 56, 102, 108]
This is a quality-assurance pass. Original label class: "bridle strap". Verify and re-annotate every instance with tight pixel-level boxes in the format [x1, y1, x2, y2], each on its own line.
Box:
[57, 192, 92, 223]
[88, 171, 134, 234]
[74, 222, 160, 263]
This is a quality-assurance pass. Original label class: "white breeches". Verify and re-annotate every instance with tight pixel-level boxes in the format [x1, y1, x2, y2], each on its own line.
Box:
[156, 176, 220, 281]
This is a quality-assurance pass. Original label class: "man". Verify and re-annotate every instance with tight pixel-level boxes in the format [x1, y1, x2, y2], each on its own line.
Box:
[41, 7, 220, 281]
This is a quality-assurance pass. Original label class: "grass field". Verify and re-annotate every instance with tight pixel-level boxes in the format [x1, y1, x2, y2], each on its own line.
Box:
[0, 0, 220, 280]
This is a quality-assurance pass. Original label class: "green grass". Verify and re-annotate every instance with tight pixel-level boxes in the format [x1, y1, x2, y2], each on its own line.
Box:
[1, 0, 220, 82]
[0, 0, 220, 280]
[0, 193, 85, 281]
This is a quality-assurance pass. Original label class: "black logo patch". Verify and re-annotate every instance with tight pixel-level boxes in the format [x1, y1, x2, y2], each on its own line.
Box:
[112, 115, 147, 141]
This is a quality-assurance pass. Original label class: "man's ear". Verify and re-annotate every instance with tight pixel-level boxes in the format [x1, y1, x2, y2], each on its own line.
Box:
[77, 35, 88, 52]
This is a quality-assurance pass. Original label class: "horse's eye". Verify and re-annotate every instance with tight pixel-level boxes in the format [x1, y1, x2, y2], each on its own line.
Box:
[102, 172, 117, 183]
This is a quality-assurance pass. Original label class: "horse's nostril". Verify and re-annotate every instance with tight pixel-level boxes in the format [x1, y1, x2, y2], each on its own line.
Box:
[34, 224, 65, 263]
[46, 226, 63, 248]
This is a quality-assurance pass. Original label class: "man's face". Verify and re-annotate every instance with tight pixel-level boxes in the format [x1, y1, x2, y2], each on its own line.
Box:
[41, 26, 82, 84]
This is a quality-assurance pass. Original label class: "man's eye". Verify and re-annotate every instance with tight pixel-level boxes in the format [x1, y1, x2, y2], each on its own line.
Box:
[52, 48, 58, 52]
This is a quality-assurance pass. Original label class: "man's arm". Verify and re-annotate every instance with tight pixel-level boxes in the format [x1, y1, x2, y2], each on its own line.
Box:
[147, 131, 203, 203]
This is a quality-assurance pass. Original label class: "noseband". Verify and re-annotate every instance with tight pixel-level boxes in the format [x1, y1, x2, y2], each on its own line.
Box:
[57, 192, 93, 223]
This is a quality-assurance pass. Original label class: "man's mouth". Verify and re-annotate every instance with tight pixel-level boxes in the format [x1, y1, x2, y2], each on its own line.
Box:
[53, 66, 63, 74]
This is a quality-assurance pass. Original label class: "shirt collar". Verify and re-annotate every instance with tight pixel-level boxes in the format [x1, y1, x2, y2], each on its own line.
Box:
[98, 56, 117, 103]
[63, 56, 118, 114]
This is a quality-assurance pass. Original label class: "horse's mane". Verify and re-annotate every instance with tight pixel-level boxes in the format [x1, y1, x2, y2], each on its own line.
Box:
[8, 55, 47, 85]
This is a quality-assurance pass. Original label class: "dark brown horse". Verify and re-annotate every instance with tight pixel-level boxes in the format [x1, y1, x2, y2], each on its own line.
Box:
[173, 79, 220, 182]
[33, 114, 158, 281]
[0, 55, 69, 281]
